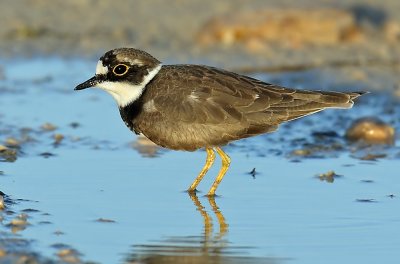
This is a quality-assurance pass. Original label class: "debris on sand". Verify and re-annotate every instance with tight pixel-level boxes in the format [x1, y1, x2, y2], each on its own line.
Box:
[57, 248, 82, 263]
[4, 138, 20, 148]
[41, 122, 58, 132]
[316, 170, 342, 183]
[0, 195, 4, 210]
[0, 145, 17, 162]
[53, 133, 64, 145]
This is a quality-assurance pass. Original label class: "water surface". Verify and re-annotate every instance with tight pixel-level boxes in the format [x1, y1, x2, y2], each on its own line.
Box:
[0, 58, 399, 264]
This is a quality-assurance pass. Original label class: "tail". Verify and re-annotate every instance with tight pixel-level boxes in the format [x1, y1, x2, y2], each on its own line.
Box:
[293, 90, 367, 109]
[268, 90, 368, 123]
[343, 91, 368, 108]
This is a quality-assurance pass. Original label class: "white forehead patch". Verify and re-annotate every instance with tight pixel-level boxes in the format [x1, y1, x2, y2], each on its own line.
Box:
[96, 64, 162, 107]
[95, 60, 108, 75]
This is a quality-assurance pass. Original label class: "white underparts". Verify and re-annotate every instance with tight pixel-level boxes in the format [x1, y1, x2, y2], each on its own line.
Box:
[96, 60, 108, 75]
[96, 64, 162, 107]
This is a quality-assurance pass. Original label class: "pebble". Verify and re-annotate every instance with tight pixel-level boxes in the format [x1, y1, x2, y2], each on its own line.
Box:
[41, 122, 57, 131]
[53, 133, 64, 144]
[346, 117, 395, 145]
[10, 213, 28, 226]
[4, 137, 20, 147]
[0, 146, 17, 162]
[0, 195, 5, 210]
[57, 249, 81, 263]
[317, 171, 341, 183]
[292, 149, 312, 156]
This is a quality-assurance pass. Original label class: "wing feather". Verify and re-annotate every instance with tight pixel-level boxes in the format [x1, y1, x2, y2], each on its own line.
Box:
[143, 65, 363, 142]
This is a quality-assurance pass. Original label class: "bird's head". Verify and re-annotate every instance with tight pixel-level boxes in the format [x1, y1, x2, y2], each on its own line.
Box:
[75, 48, 162, 107]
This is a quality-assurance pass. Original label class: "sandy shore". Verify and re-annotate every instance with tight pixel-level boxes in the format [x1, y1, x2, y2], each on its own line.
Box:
[0, 1, 398, 63]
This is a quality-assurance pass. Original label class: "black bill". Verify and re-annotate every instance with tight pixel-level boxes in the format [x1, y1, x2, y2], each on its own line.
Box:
[75, 75, 104, 90]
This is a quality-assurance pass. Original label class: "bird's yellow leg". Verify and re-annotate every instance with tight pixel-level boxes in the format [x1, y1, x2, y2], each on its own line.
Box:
[207, 147, 231, 196]
[188, 148, 216, 193]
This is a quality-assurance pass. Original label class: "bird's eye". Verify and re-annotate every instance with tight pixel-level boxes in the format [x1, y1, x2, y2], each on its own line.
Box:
[113, 64, 129, 76]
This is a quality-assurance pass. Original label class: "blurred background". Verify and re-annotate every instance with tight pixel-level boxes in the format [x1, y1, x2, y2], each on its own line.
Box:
[1, 0, 399, 73]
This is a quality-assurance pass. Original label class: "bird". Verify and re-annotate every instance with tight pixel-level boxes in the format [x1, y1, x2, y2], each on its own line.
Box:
[75, 48, 365, 196]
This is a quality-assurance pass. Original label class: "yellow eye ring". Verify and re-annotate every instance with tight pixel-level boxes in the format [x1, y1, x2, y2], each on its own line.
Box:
[113, 64, 129, 76]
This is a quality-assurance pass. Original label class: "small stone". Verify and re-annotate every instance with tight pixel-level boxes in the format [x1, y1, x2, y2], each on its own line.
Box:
[0, 248, 6, 257]
[57, 249, 81, 263]
[41, 122, 57, 131]
[5, 137, 20, 147]
[10, 218, 28, 226]
[292, 149, 312, 156]
[360, 153, 387, 161]
[10, 214, 28, 226]
[0, 195, 4, 210]
[0, 148, 17, 162]
[346, 117, 395, 145]
[317, 170, 341, 183]
[53, 133, 64, 144]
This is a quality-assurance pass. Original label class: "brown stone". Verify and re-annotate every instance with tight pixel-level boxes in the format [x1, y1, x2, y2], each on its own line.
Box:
[346, 117, 395, 145]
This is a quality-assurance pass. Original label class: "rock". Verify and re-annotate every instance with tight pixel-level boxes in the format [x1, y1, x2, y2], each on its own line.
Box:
[53, 133, 64, 145]
[0, 195, 4, 210]
[360, 153, 387, 161]
[0, 146, 17, 162]
[317, 171, 341, 183]
[41, 122, 57, 131]
[197, 8, 364, 48]
[0, 145, 8, 151]
[4, 137, 20, 147]
[57, 249, 81, 263]
[292, 149, 312, 156]
[346, 117, 395, 145]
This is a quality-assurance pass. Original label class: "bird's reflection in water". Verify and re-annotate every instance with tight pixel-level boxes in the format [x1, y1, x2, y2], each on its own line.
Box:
[125, 193, 281, 264]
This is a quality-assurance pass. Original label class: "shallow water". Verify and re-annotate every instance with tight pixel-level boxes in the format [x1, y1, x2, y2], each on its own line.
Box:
[0, 58, 399, 263]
